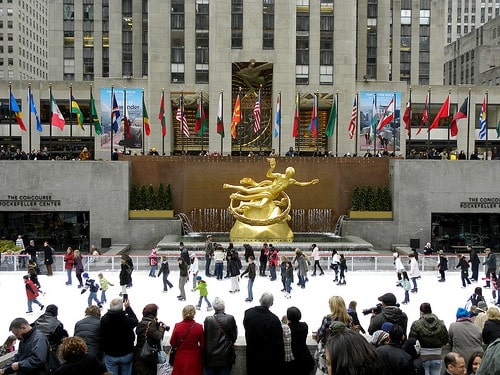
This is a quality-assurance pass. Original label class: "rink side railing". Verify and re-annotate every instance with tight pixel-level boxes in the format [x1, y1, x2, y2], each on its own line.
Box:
[0, 252, 488, 274]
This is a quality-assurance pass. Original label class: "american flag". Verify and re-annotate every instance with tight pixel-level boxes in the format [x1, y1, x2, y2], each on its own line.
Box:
[176, 98, 190, 137]
[348, 96, 357, 139]
[253, 91, 261, 133]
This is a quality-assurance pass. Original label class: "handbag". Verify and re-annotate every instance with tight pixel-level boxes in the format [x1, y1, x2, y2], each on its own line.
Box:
[169, 322, 196, 366]
[139, 321, 159, 364]
[45, 345, 61, 374]
[158, 349, 167, 364]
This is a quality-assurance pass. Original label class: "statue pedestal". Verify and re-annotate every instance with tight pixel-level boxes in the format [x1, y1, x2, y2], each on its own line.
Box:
[229, 220, 293, 242]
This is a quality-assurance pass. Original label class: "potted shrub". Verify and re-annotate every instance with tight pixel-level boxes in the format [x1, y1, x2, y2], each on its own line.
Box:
[129, 183, 174, 219]
[349, 184, 393, 219]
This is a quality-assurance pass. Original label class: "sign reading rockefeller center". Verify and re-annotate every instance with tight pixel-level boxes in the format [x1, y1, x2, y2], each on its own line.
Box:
[0, 195, 61, 207]
[460, 197, 500, 209]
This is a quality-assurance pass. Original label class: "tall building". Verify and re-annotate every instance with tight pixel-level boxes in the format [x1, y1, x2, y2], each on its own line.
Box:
[0, 0, 48, 80]
[446, 0, 500, 43]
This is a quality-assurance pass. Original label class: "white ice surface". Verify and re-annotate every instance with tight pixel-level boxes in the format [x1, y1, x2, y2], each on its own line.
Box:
[0, 268, 492, 342]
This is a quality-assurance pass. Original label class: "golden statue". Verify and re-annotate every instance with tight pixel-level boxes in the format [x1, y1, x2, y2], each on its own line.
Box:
[223, 158, 319, 242]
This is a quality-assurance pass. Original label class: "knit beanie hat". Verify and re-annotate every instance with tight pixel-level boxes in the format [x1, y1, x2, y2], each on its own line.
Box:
[371, 330, 390, 347]
[456, 307, 470, 319]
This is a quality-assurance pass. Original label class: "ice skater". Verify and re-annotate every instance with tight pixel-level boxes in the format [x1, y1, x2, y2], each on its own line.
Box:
[81, 273, 102, 308]
[331, 250, 340, 282]
[285, 261, 293, 298]
[158, 256, 174, 292]
[190, 256, 199, 291]
[97, 272, 113, 304]
[337, 254, 347, 285]
[23, 275, 44, 313]
[393, 252, 405, 285]
[311, 244, 324, 276]
[408, 253, 421, 293]
[401, 271, 411, 304]
[241, 256, 256, 302]
[456, 254, 471, 288]
[194, 276, 213, 311]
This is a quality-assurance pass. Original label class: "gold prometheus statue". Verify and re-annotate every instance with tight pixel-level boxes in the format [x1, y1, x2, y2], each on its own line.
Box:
[223, 158, 319, 242]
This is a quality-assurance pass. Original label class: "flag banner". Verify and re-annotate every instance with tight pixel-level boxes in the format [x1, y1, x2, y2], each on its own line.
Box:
[376, 97, 394, 132]
[428, 95, 450, 132]
[253, 91, 261, 133]
[100, 88, 144, 149]
[325, 96, 337, 138]
[274, 95, 280, 138]
[230, 94, 241, 139]
[450, 97, 468, 137]
[142, 96, 150, 136]
[416, 92, 429, 136]
[10, 92, 26, 131]
[403, 99, 411, 137]
[308, 94, 318, 138]
[71, 95, 85, 131]
[90, 92, 101, 135]
[29, 93, 42, 132]
[478, 96, 487, 140]
[194, 96, 207, 135]
[359, 91, 402, 151]
[51, 94, 66, 131]
[158, 92, 167, 137]
[176, 98, 190, 137]
[348, 96, 357, 139]
[217, 92, 224, 138]
[292, 94, 300, 137]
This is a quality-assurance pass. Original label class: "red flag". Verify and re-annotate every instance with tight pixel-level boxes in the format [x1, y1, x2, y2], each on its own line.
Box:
[292, 94, 300, 137]
[377, 97, 394, 132]
[230, 94, 241, 139]
[450, 97, 468, 137]
[403, 99, 411, 137]
[158, 92, 166, 137]
[308, 94, 318, 138]
[348, 96, 357, 139]
[415, 93, 429, 135]
[253, 90, 261, 133]
[428, 95, 450, 132]
[176, 98, 190, 137]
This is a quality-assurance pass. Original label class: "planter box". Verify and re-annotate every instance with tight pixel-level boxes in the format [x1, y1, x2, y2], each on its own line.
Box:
[348, 211, 393, 220]
[129, 210, 174, 219]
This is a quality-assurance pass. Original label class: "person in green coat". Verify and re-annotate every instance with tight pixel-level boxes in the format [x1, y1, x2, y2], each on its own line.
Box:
[194, 276, 213, 311]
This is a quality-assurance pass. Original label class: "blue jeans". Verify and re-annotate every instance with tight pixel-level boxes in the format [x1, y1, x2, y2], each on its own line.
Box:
[101, 290, 107, 303]
[270, 266, 276, 280]
[66, 269, 72, 284]
[197, 295, 212, 308]
[215, 262, 223, 280]
[149, 265, 157, 277]
[88, 292, 101, 306]
[298, 275, 305, 287]
[205, 366, 232, 375]
[423, 359, 441, 375]
[247, 278, 254, 301]
[27, 298, 43, 312]
[285, 278, 292, 293]
[104, 352, 133, 375]
[411, 277, 418, 290]
[205, 255, 212, 276]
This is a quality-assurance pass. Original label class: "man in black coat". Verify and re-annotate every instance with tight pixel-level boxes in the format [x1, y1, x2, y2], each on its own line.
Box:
[377, 324, 414, 375]
[100, 297, 138, 375]
[468, 246, 480, 281]
[243, 292, 284, 375]
[368, 292, 409, 336]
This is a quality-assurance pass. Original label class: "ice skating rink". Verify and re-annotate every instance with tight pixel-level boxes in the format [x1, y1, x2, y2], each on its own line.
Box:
[0, 268, 491, 340]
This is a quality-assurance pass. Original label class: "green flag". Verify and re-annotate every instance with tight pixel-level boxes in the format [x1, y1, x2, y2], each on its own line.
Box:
[325, 97, 337, 138]
[90, 92, 102, 135]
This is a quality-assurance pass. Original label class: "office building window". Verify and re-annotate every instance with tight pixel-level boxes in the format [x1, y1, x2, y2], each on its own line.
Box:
[63, 3, 74, 20]
[172, 0, 185, 29]
[263, 0, 274, 49]
[142, 0, 148, 77]
[232, 0, 243, 48]
[319, 2, 333, 85]
[195, 0, 209, 83]
[122, 0, 133, 77]
[296, 65, 309, 85]
[195, 0, 209, 30]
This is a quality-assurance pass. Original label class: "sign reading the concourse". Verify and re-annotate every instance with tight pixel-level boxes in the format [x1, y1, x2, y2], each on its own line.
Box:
[460, 197, 500, 209]
[0, 195, 61, 207]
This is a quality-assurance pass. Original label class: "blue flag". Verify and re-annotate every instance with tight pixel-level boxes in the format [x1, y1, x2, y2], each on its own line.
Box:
[29, 93, 42, 132]
[112, 93, 120, 133]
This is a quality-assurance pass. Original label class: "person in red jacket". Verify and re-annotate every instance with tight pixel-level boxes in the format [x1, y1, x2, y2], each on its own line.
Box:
[63, 247, 75, 285]
[23, 275, 44, 313]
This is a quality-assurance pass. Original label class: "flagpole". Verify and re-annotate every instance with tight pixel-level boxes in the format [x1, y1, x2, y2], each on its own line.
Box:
[28, 82, 32, 152]
[466, 88, 471, 159]
[220, 90, 223, 156]
[238, 87, 242, 156]
[89, 84, 93, 138]
[8, 82, 12, 137]
[49, 84, 53, 155]
[110, 85, 114, 160]
[447, 90, 451, 153]
[180, 92, 184, 155]
[278, 91, 282, 156]
[142, 88, 145, 155]
[392, 92, 396, 154]
[69, 84, 73, 139]
[427, 87, 431, 158]
[354, 92, 358, 155]
[258, 86, 262, 155]
[407, 87, 412, 158]
[335, 91, 339, 156]
[161, 89, 165, 156]
[297, 92, 301, 155]
[123, 88, 127, 155]
[200, 90, 204, 155]
[315, 92, 319, 156]
[373, 93, 377, 156]
[485, 90, 489, 160]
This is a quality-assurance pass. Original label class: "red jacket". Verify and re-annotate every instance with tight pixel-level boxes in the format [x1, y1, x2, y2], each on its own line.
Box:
[64, 252, 75, 270]
[25, 279, 39, 300]
[170, 319, 204, 375]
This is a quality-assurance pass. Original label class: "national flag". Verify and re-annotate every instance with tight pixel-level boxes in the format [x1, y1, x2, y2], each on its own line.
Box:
[253, 91, 261, 133]
[450, 97, 468, 137]
[9, 92, 26, 131]
[158, 92, 166, 137]
[274, 95, 280, 137]
[111, 93, 120, 133]
[403, 99, 411, 137]
[230, 94, 241, 139]
[371, 95, 378, 136]
[325, 96, 337, 138]
[90, 92, 101, 135]
[428, 95, 450, 132]
[217, 92, 224, 138]
[29, 93, 42, 132]
[416, 93, 429, 135]
[71, 95, 84, 130]
[194, 96, 207, 135]
[377, 97, 394, 132]
[478, 96, 487, 140]
[142, 96, 150, 136]
[293, 94, 300, 137]
[308, 94, 318, 138]
[348, 96, 357, 139]
[176, 98, 190, 137]
[51, 94, 66, 131]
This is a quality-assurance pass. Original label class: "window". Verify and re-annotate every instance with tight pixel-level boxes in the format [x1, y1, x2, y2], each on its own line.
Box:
[232, 0, 243, 48]
[171, 0, 185, 29]
[263, 0, 274, 49]
[195, 1, 209, 30]
[296, 36, 309, 65]
[401, 10, 411, 25]
[420, 10, 430, 25]
[63, 4, 74, 20]
[296, 65, 309, 85]
[171, 63, 184, 83]
[83, 4, 93, 20]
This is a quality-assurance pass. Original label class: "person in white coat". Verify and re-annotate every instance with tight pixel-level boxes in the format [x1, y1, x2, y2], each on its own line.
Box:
[393, 252, 405, 285]
[189, 256, 199, 290]
[408, 253, 421, 293]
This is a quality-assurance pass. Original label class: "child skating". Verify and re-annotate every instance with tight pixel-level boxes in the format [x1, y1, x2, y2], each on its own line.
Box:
[194, 276, 212, 311]
[401, 271, 411, 304]
[97, 272, 113, 304]
[81, 273, 102, 308]
[24, 275, 44, 313]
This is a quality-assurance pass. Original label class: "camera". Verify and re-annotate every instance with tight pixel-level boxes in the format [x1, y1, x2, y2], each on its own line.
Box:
[122, 293, 128, 302]
[362, 303, 382, 316]
[160, 322, 170, 331]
